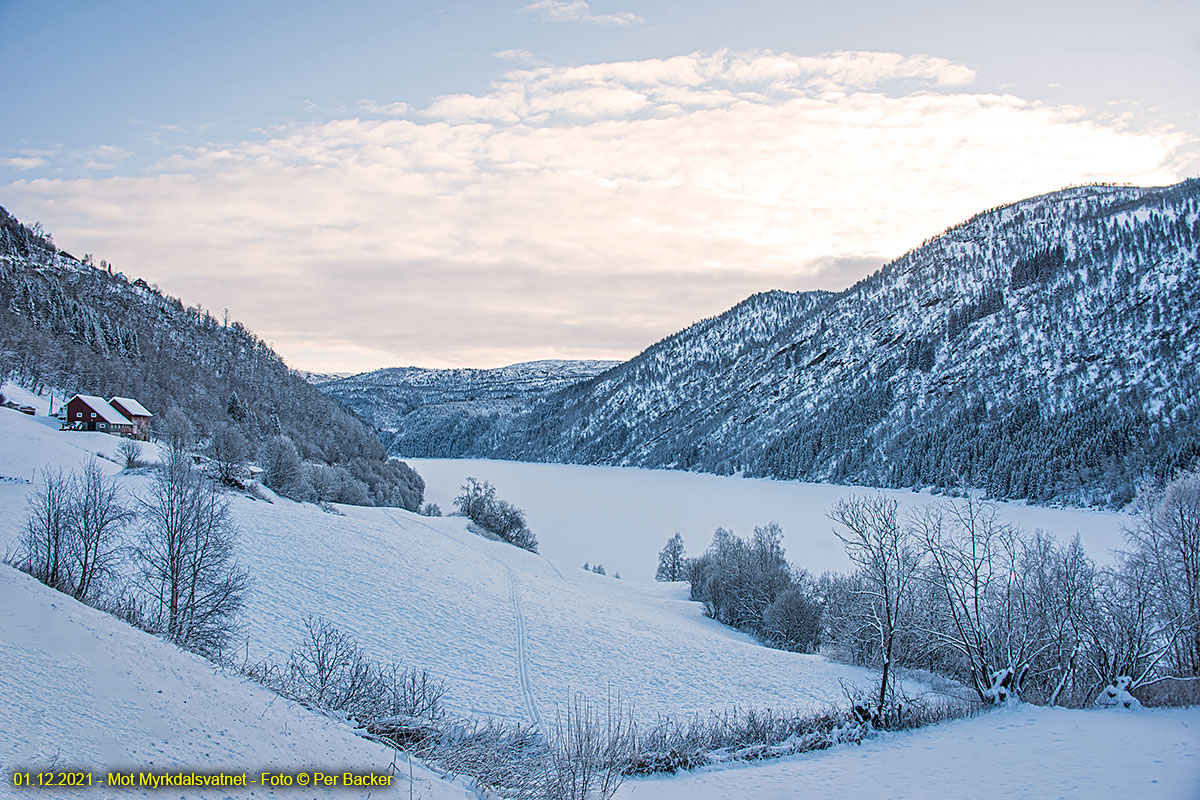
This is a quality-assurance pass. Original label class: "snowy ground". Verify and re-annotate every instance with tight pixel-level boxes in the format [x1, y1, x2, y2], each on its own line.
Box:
[0, 565, 479, 799]
[0, 406, 893, 734]
[409, 458, 1131, 582]
[616, 705, 1200, 799]
[3, 401, 1196, 799]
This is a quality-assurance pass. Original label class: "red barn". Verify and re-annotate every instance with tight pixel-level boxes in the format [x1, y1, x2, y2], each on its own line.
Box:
[64, 395, 134, 436]
[108, 396, 154, 441]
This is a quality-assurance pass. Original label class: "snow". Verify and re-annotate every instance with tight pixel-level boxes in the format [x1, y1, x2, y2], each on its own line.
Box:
[0, 407, 128, 482]
[616, 705, 1200, 799]
[110, 396, 153, 417]
[0, 381, 71, 417]
[0, 410, 895, 734]
[0, 564, 479, 799]
[1, 408, 1195, 798]
[407, 458, 1132, 582]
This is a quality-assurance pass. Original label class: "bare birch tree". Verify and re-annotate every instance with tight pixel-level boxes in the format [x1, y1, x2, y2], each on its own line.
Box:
[828, 494, 919, 713]
[68, 459, 134, 601]
[136, 448, 248, 655]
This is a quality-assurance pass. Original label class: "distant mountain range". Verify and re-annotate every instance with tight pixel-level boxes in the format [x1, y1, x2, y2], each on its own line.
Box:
[323, 179, 1200, 507]
[324, 360, 619, 457]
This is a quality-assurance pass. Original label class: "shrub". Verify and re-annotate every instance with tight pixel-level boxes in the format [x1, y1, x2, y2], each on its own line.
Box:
[117, 438, 143, 469]
[454, 477, 538, 552]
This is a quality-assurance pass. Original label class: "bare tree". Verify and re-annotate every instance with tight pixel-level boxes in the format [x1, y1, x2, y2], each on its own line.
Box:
[117, 438, 142, 469]
[135, 448, 249, 655]
[828, 494, 919, 713]
[68, 459, 134, 601]
[157, 407, 194, 453]
[13, 461, 130, 602]
[913, 495, 1053, 704]
[15, 467, 73, 591]
[1124, 470, 1200, 678]
[208, 424, 249, 485]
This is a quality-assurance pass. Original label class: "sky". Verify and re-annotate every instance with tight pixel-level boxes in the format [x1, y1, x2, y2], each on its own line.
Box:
[2, 0, 1198, 372]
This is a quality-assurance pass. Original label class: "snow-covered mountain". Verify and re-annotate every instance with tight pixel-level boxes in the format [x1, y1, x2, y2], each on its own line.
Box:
[331, 180, 1200, 507]
[324, 360, 620, 457]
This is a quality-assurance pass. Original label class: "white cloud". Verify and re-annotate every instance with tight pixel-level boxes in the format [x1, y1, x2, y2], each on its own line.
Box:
[2, 156, 48, 170]
[4, 50, 1191, 372]
[357, 99, 410, 116]
[520, 0, 643, 27]
[494, 48, 548, 66]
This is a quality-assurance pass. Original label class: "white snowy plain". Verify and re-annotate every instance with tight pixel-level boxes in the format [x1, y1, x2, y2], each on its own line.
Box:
[407, 457, 1131, 582]
[1, 400, 1197, 799]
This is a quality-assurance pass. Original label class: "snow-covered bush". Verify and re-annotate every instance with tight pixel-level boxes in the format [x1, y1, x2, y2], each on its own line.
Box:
[1095, 677, 1142, 710]
[454, 477, 538, 552]
[117, 438, 143, 470]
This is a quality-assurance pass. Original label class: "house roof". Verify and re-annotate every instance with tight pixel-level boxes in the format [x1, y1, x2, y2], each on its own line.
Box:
[70, 395, 132, 426]
[109, 396, 153, 417]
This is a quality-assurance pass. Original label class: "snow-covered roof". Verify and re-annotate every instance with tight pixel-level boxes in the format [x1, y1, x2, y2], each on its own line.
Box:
[109, 396, 153, 417]
[70, 395, 132, 426]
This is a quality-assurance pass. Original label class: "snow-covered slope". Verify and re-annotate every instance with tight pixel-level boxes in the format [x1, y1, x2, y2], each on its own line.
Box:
[617, 705, 1200, 799]
[0, 564, 478, 799]
[0, 408, 891, 734]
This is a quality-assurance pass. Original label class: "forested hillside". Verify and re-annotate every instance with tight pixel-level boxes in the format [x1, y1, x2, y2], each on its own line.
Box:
[340, 180, 1200, 507]
[0, 206, 424, 509]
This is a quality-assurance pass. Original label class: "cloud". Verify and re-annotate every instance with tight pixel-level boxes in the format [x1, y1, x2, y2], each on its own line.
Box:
[2, 155, 48, 170]
[520, 0, 643, 27]
[3, 50, 1191, 372]
[357, 99, 409, 117]
[494, 48, 548, 66]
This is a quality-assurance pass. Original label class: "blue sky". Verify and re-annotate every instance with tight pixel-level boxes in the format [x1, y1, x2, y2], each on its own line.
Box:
[2, 0, 1198, 370]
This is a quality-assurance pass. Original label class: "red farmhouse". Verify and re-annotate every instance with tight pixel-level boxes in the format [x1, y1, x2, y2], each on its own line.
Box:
[65, 395, 134, 436]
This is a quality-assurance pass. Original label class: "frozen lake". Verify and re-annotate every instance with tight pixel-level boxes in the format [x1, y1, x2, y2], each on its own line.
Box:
[407, 458, 1131, 583]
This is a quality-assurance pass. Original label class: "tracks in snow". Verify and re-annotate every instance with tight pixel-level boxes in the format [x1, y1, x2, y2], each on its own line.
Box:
[506, 565, 544, 733]
[381, 508, 543, 731]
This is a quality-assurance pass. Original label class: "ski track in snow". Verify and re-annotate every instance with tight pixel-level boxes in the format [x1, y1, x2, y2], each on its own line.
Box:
[506, 565, 545, 732]
[383, 507, 545, 729]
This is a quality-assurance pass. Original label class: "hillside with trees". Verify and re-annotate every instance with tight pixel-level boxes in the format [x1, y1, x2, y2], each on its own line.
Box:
[0, 206, 423, 510]
[331, 180, 1200, 508]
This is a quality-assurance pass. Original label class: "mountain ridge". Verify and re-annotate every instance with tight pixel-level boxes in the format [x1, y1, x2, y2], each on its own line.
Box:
[324, 179, 1200, 506]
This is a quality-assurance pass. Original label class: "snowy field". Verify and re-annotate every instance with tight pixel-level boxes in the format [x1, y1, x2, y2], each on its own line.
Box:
[617, 705, 1200, 799]
[0, 564, 477, 800]
[1, 403, 1198, 799]
[0, 407, 893, 732]
[409, 458, 1131, 582]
